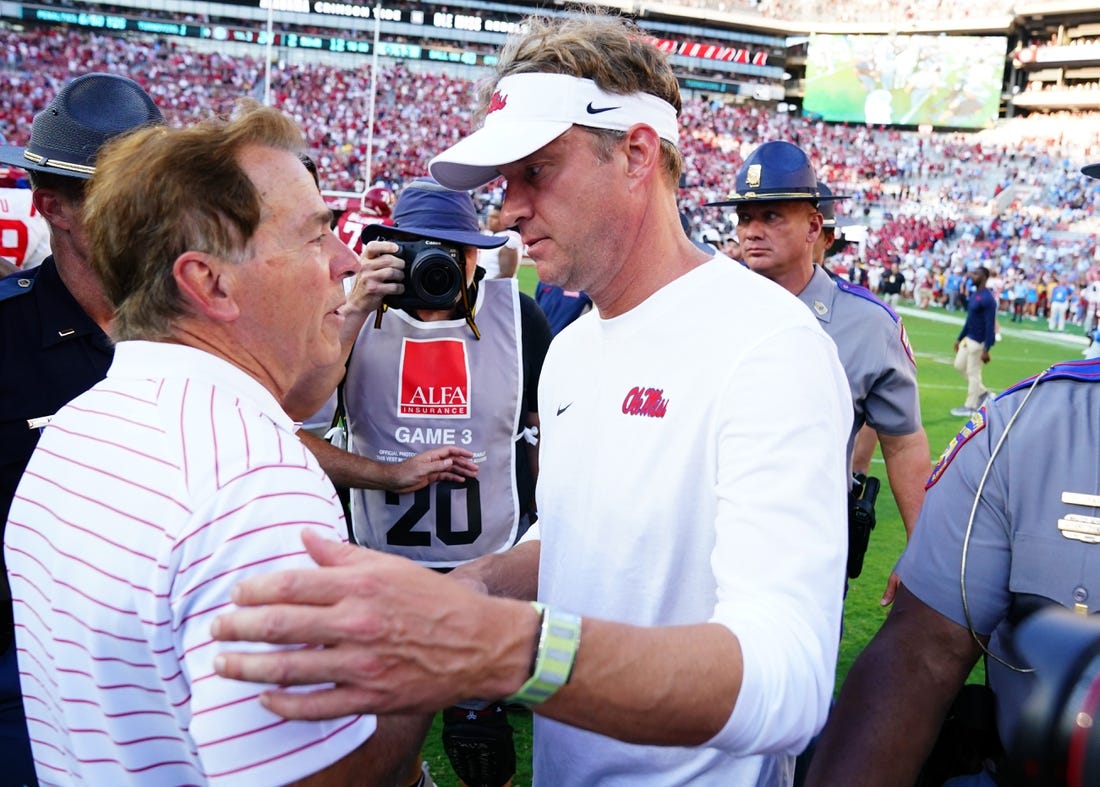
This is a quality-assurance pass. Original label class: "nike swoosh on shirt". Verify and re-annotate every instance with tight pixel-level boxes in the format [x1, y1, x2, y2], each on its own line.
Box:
[585, 103, 620, 114]
[556, 403, 573, 416]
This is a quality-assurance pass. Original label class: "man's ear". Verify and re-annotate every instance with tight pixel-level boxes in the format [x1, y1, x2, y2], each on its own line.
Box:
[622, 123, 662, 183]
[32, 188, 73, 230]
[807, 209, 824, 244]
[173, 251, 240, 323]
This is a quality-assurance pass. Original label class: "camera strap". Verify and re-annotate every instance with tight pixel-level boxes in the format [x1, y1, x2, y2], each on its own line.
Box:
[373, 271, 483, 340]
[458, 277, 481, 340]
[326, 363, 355, 543]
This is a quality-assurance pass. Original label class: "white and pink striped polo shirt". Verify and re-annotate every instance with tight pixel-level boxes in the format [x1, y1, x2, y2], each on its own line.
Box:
[5, 340, 375, 785]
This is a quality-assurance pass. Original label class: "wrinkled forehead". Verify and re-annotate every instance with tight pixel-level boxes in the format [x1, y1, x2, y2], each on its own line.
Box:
[245, 147, 330, 233]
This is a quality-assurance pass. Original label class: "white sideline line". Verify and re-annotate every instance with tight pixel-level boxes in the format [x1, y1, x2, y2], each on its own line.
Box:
[897, 305, 1090, 349]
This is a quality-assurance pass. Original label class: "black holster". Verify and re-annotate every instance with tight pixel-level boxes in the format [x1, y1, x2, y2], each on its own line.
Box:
[847, 473, 880, 579]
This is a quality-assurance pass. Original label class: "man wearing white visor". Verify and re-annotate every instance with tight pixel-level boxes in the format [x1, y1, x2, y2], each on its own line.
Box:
[211, 13, 852, 787]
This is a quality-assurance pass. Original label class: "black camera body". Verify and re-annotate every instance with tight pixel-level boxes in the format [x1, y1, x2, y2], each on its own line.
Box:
[846, 472, 880, 580]
[384, 239, 466, 312]
[1005, 608, 1100, 787]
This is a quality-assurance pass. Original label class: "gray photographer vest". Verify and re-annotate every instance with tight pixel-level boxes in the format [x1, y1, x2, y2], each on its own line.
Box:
[344, 278, 525, 567]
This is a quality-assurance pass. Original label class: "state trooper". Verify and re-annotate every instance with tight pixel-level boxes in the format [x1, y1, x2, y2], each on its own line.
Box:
[0, 73, 164, 786]
[811, 181, 849, 265]
[709, 140, 930, 602]
[805, 162, 1100, 787]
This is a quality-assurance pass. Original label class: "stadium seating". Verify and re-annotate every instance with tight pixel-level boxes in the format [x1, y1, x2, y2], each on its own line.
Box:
[1, 23, 1098, 311]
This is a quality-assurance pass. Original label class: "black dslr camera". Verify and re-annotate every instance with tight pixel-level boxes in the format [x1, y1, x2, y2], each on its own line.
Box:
[1003, 608, 1100, 786]
[383, 239, 465, 311]
[846, 472, 880, 580]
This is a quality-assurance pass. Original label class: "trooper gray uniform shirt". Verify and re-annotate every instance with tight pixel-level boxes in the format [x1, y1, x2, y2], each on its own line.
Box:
[798, 264, 922, 462]
[897, 359, 1100, 746]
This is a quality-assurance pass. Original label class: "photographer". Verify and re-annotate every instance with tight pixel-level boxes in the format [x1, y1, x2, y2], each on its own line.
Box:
[299, 176, 552, 787]
[806, 161, 1100, 787]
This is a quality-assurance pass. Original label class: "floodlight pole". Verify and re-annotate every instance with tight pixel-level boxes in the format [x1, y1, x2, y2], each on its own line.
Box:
[363, 5, 382, 206]
[263, 0, 275, 105]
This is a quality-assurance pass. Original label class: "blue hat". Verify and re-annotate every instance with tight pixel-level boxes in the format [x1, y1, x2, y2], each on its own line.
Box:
[1084, 163, 1100, 179]
[817, 182, 850, 228]
[374, 178, 507, 249]
[0, 73, 163, 180]
[706, 141, 846, 207]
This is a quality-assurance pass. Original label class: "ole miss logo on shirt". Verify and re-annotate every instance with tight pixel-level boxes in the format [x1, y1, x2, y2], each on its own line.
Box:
[399, 338, 471, 418]
[622, 386, 669, 418]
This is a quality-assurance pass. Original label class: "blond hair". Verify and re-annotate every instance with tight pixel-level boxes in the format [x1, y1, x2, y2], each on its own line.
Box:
[478, 12, 683, 184]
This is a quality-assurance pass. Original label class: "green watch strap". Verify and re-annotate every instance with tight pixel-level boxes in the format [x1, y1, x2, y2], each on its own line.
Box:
[506, 601, 582, 707]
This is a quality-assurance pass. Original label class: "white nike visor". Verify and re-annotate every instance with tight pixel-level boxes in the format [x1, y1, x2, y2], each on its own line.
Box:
[429, 73, 680, 191]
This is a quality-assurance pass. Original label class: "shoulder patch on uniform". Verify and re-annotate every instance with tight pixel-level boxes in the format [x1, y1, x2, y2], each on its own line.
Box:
[928, 361, 1100, 488]
[1001, 359, 1100, 397]
[835, 277, 901, 321]
[0, 272, 36, 302]
[897, 319, 916, 366]
[833, 277, 915, 364]
[927, 408, 987, 489]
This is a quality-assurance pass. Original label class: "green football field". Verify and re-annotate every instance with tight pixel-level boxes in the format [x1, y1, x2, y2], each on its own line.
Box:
[421, 269, 1089, 785]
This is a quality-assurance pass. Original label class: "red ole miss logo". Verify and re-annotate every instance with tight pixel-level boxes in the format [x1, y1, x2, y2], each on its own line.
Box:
[487, 90, 508, 114]
[399, 338, 470, 418]
[622, 386, 669, 418]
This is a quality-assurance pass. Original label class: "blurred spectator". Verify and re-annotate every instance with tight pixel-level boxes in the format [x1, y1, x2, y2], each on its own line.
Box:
[534, 282, 593, 335]
[480, 205, 523, 279]
[880, 260, 905, 307]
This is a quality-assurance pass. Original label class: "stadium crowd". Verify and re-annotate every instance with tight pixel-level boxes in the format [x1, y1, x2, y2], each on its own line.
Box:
[673, 0, 1013, 24]
[2, 24, 1100, 316]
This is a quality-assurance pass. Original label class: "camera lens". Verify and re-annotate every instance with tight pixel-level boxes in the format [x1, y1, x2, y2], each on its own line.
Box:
[409, 248, 462, 308]
[420, 260, 457, 297]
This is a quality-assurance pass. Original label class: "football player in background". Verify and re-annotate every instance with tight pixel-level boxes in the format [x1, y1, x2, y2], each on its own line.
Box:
[0, 166, 50, 273]
[335, 185, 396, 253]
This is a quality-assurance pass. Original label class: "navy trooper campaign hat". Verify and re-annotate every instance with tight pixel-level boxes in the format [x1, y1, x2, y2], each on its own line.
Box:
[817, 182, 850, 229]
[0, 73, 163, 180]
[706, 140, 847, 207]
[373, 177, 507, 249]
[818, 182, 852, 258]
[1084, 163, 1100, 179]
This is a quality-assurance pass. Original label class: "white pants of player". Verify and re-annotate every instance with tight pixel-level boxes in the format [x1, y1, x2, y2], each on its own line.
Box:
[954, 337, 990, 410]
[1049, 300, 1069, 332]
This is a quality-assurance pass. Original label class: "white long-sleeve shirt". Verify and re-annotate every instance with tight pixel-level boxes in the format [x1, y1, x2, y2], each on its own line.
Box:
[534, 257, 851, 786]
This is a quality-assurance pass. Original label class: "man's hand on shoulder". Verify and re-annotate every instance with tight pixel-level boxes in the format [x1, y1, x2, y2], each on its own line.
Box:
[211, 529, 538, 718]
